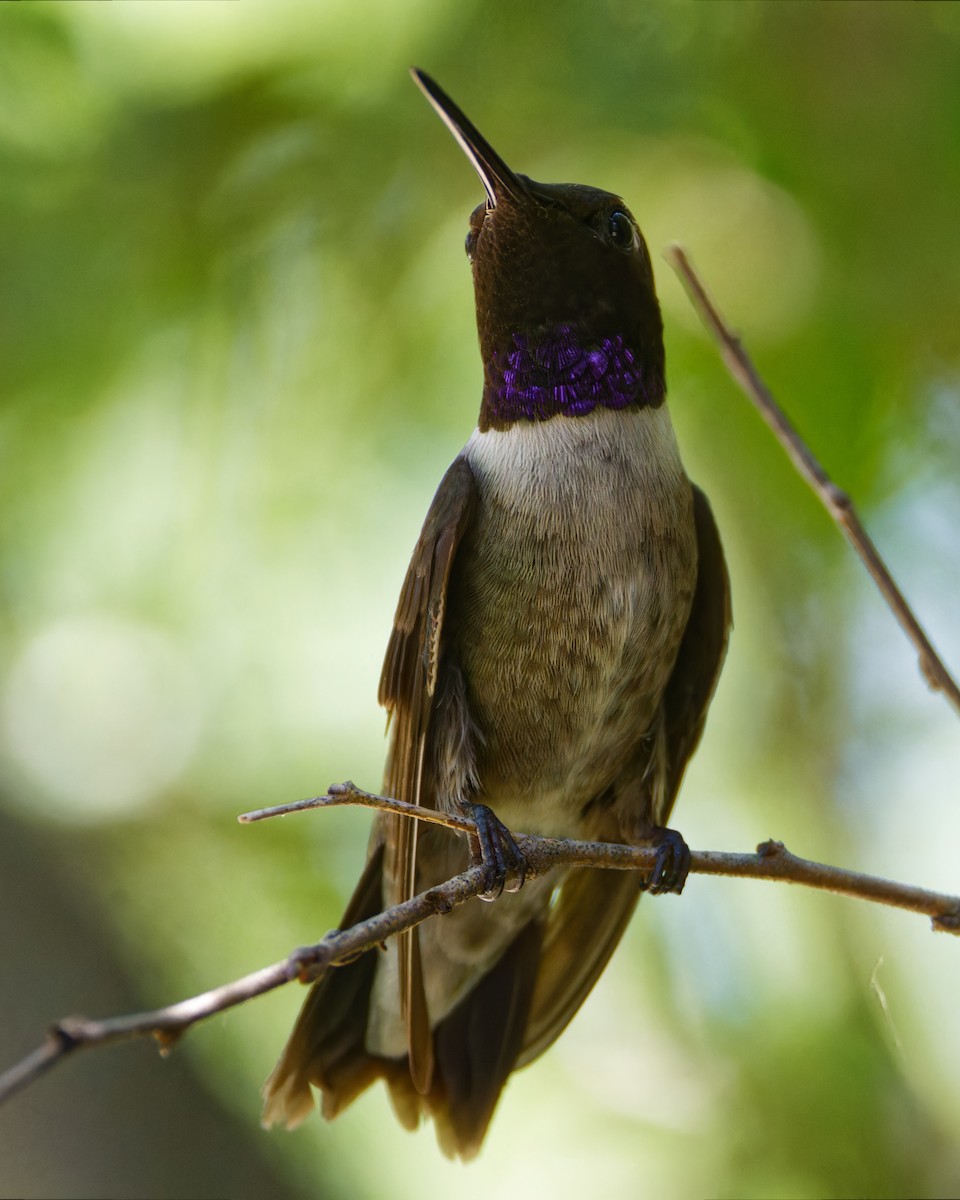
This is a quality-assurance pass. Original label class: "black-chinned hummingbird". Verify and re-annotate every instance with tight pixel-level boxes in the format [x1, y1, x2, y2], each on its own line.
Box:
[262, 68, 730, 1159]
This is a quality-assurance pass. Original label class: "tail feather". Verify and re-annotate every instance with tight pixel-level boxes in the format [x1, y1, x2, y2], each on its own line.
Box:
[262, 843, 634, 1158]
[262, 835, 546, 1160]
[262, 844, 385, 1129]
[429, 918, 544, 1158]
[519, 866, 640, 1068]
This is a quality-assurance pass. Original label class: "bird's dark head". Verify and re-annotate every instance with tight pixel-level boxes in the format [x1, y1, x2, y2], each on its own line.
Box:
[412, 69, 665, 431]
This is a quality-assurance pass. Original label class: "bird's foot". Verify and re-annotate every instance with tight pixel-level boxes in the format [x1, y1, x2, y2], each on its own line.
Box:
[463, 802, 526, 901]
[638, 825, 691, 896]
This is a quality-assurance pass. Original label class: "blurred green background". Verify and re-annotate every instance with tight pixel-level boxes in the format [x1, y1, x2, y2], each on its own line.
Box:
[1, 2, 959, 1197]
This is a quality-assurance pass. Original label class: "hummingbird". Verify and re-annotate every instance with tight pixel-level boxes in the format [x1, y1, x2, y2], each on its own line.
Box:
[262, 68, 730, 1160]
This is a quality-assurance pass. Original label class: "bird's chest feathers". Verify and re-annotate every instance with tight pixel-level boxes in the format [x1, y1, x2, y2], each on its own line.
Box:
[463, 405, 691, 588]
[454, 406, 696, 817]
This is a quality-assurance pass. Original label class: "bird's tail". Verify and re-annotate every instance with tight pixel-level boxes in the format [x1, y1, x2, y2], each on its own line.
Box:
[261, 840, 545, 1159]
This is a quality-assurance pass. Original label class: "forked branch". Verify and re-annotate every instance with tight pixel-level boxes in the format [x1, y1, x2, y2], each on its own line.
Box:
[243, 783, 960, 933]
[1, 782, 958, 1113]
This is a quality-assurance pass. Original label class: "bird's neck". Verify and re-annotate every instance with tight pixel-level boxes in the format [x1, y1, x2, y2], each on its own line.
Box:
[478, 322, 665, 432]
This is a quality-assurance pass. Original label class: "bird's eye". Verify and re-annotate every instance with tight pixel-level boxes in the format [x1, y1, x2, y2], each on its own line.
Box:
[606, 210, 638, 251]
[465, 228, 477, 261]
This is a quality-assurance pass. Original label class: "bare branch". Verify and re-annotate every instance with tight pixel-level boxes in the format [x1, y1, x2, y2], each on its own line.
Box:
[665, 244, 960, 718]
[0, 853, 492, 1111]
[243, 782, 960, 932]
[4, 783, 957, 1113]
[239, 780, 474, 835]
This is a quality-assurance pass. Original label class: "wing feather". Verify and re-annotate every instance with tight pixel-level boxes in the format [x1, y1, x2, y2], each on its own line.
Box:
[377, 457, 477, 1093]
[660, 484, 731, 819]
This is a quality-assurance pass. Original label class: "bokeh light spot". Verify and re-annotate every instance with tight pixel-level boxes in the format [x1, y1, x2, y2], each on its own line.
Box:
[2, 614, 203, 822]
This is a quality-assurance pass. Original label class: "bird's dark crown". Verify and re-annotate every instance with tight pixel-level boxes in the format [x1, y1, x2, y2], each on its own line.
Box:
[412, 71, 665, 431]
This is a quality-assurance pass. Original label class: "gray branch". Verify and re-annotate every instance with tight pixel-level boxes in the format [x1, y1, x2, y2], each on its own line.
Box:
[665, 244, 960, 717]
[2, 781, 957, 1113]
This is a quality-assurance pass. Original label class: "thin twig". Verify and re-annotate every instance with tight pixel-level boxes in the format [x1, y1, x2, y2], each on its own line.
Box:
[0, 859, 491, 1109]
[2, 785, 957, 1110]
[239, 780, 474, 834]
[665, 244, 960, 717]
[246, 782, 960, 932]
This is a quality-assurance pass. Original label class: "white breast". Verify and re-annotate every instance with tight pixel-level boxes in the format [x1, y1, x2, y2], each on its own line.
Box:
[464, 404, 689, 528]
[457, 404, 697, 833]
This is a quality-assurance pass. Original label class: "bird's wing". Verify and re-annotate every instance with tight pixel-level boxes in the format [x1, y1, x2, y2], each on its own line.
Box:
[659, 483, 731, 822]
[377, 455, 477, 1093]
[519, 481, 731, 1066]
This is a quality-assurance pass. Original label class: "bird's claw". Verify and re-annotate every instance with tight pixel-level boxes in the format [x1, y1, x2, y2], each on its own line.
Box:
[638, 826, 691, 896]
[464, 802, 526, 901]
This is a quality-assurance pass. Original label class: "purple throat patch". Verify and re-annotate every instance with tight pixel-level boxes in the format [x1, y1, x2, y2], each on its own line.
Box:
[489, 325, 658, 422]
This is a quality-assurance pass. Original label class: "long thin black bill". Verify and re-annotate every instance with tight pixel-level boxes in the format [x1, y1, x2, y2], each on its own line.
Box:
[410, 68, 527, 207]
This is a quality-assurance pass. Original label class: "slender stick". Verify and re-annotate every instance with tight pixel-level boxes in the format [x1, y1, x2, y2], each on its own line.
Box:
[243, 783, 960, 932]
[0, 860, 491, 1109]
[2, 784, 958, 1110]
[239, 780, 474, 834]
[665, 244, 960, 717]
